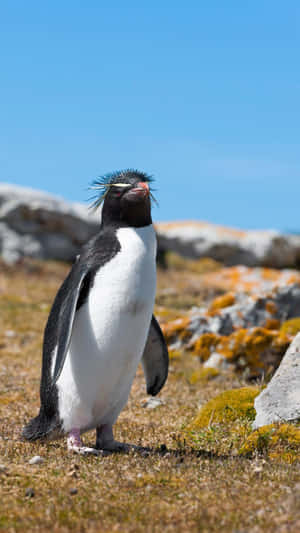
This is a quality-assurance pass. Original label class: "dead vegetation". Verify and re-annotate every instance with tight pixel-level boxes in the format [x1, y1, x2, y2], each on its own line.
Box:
[1, 258, 300, 532]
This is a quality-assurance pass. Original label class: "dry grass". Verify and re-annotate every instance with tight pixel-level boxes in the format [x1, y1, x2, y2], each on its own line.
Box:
[1, 259, 300, 532]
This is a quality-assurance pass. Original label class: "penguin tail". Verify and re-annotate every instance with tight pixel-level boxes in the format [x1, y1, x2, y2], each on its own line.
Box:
[22, 410, 61, 441]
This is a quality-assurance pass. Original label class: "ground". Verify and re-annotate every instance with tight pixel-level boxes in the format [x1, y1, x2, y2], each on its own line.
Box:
[1, 258, 300, 532]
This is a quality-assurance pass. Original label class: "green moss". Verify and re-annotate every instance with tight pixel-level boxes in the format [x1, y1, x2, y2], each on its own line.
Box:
[240, 423, 300, 463]
[190, 387, 259, 429]
[280, 317, 300, 336]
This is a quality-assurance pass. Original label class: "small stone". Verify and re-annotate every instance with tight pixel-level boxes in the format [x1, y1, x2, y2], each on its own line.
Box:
[29, 455, 44, 465]
[142, 397, 164, 409]
[0, 464, 8, 475]
[160, 444, 168, 453]
[25, 488, 35, 498]
[69, 488, 78, 495]
[5, 330, 16, 338]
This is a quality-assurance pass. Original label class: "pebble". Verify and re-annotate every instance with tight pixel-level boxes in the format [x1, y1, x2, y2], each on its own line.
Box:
[29, 455, 44, 465]
[0, 464, 8, 475]
[5, 330, 16, 338]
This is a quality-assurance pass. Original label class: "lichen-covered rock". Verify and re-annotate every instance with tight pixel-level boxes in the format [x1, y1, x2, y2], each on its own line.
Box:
[0, 183, 99, 263]
[253, 333, 300, 428]
[240, 423, 300, 463]
[156, 221, 300, 268]
[162, 278, 300, 376]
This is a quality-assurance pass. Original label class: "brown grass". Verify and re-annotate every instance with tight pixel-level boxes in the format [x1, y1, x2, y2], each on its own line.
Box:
[1, 259, 300, 532]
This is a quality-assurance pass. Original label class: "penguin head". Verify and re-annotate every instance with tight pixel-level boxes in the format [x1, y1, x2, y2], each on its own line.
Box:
[90, 170, 155, 227]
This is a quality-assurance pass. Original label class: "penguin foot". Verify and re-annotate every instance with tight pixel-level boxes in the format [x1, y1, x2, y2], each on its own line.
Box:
[69, 444, 101, 455]
[99, 440, 134, 453]
[67, 428, 101, 455]
[96, 424, 135, 453]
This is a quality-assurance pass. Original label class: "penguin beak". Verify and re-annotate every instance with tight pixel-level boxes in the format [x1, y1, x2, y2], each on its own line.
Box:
[131, 182, 150, 197]
[124, 182, 150, 201]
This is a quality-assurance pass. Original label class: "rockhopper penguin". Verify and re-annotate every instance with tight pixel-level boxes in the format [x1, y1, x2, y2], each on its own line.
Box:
[22, 170, 169, 454]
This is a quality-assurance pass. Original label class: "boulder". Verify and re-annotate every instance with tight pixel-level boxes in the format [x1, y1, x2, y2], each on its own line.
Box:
[1, 184, 300, 268]
[0, 183, 100, 263]
[253, 333, 300, 428]
[156, 221, 300, 268]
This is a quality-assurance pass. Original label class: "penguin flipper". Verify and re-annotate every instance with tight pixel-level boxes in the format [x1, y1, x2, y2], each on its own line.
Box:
[142, 315, 169, 396]
[52, 268, 88, 384]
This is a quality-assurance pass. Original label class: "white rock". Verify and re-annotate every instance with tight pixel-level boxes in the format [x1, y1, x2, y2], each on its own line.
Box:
[0, 183, 100, 263]
[203, 352, 227, 369]
[253, 333, 300, 429]
[29, 455, 44, 465]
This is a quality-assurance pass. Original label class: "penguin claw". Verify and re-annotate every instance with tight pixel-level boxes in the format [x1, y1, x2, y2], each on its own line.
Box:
[68, 444, 102, 456]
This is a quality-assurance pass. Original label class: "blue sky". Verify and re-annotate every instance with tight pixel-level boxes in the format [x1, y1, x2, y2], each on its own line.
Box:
[1, 1, 299, 230]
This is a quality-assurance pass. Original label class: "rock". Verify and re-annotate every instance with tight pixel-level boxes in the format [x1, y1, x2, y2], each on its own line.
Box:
[156, 221, 300, 268]
[25, 487, 35, 498]
[253, 333, 300, 428]
[0, 464, 8, 475]
[203, 352, 227, 369]
[29, 455, 44, 465]
[2, 184, 300, 268]
[0, 183, 99, 263]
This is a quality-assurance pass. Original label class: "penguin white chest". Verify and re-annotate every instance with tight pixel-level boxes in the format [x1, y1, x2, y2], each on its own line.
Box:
[57, 225, 157, 432]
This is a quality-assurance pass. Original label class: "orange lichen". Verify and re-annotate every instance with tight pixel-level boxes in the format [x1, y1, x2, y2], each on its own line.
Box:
[218, 328, 278, 370]
[208, 292, 236, 315]
[201, 266, 300, 296]
[162, 316, 191, 343]
[193, 333, 220, 360]
[264, 318, 280, 330]
[192, 327, 290, 374]
[155, 221, 246, 238]
[265, 301, 277, 314]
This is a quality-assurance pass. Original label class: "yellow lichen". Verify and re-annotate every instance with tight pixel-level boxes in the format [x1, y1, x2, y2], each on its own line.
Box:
[169, 349, 182, 360]
[280, 317, 300, 336]
[188, 367, 220, 384]
[190, 387, 259, 429]
[240, 423, 300, 463]
[208, 292, 236, 315]
[163, 252, 222, 274]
